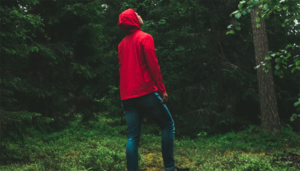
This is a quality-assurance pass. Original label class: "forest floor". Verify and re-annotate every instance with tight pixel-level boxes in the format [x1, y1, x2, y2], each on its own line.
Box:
[1, 113, 300, 171]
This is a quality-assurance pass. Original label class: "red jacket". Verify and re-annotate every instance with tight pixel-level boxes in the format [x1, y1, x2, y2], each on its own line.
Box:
[118, 9, 166, 100]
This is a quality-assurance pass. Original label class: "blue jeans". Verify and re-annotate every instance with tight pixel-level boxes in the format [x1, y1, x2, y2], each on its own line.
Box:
[122, 92, 175, 171]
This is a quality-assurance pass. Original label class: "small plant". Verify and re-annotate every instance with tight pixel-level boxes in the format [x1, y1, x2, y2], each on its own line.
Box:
[290, 97, 300, 122]
[1, 115, 300, 170]
[197, 131, 207, 138]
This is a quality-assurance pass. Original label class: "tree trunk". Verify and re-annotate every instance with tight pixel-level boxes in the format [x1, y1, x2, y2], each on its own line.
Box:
[250, 4, 281, 132]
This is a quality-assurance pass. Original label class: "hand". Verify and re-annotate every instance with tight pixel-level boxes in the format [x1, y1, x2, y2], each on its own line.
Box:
[161, 92, 168, 104]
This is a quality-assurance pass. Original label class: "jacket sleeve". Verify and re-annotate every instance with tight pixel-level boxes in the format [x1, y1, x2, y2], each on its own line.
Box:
[142, 35, 166, 94]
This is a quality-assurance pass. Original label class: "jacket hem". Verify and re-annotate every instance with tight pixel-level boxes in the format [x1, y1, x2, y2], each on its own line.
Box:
[121, 90, 158, 100]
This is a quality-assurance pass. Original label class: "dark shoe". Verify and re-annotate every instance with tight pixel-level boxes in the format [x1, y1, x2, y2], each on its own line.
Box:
[174, 167, 190, 171]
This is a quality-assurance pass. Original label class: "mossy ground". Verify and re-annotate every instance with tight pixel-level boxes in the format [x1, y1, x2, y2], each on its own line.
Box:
[0, 113, 299, 171]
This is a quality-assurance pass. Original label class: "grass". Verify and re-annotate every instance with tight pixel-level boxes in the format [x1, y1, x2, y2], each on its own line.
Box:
[0, 113, 299, 171]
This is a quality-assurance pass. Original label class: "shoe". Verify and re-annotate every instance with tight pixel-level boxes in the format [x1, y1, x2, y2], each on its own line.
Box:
[174, 167, 190, 171]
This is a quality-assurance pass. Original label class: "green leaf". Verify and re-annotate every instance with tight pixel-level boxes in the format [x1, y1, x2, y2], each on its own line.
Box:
[247, 8, 251, 14]
[235, 13, 241, 19]
[282, 24, 285, 27]
[238, 3, 243, 9]
[158, 19, 166, 25]
[275, 58, 281, 63]
[255, 17, 260, 22]
[282, 60, 287, 65]
[263, 4, 268, 9]
[283, 65, 287, 69]
[290, 114, 297, 122]
[285, 44, 293, 49]
[227, 24, 233, 29]
[226, 30, 235, 35]
[241, 10, 247, 15]
[230, 10, 239, 17]
[279, 70, 284, 78]
[294, 99, 300, 107]
[236, 26, 241, 30]
[263, 64, 271, 73]
[256, 24, 261, 28]
[283, 6, 288, 10]
[265, 56, 271, 60]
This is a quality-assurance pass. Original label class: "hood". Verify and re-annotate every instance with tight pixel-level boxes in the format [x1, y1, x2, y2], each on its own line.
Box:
[118, 8, 141, 34]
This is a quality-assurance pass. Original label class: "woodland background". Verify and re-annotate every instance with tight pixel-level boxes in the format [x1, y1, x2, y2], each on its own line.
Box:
[0, 0, 300, 170]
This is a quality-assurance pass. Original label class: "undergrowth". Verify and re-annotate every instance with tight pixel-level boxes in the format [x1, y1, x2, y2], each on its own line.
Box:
[0, 113, 299, 171]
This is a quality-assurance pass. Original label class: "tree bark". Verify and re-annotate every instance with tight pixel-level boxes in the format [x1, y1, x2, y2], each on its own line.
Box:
[250, 4, 281, 132]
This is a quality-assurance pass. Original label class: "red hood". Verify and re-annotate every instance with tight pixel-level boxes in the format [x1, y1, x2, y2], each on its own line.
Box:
[118, 8, 141, 34]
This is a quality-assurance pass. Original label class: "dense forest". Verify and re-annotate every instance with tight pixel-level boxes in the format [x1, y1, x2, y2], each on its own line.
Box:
[0, 0, 300, 170]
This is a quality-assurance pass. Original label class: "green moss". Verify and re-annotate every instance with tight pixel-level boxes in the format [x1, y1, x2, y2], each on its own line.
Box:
[1, 115, 299, 170]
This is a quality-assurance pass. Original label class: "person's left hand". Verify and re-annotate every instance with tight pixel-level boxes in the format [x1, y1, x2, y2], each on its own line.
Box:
[161, 92, 168, 104]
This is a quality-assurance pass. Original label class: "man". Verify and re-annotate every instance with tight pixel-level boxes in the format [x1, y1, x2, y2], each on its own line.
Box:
[118, 8, 190, 171]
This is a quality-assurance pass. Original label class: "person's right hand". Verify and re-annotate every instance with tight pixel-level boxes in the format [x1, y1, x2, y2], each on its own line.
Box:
[161, 92, 168, 104]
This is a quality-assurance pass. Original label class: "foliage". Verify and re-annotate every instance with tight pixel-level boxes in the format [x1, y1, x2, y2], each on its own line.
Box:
[0, 115, 299, 170]
[0, 0, 55, 142]
[2, 1, 300, 170]
[0, 0, 123, 141]
[1, 0, 300, 167]
[228, 0, 300, 77]
[227, 0, 300, 130]
[119, 0, 263, 135]
[290, 98, 300, 127]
